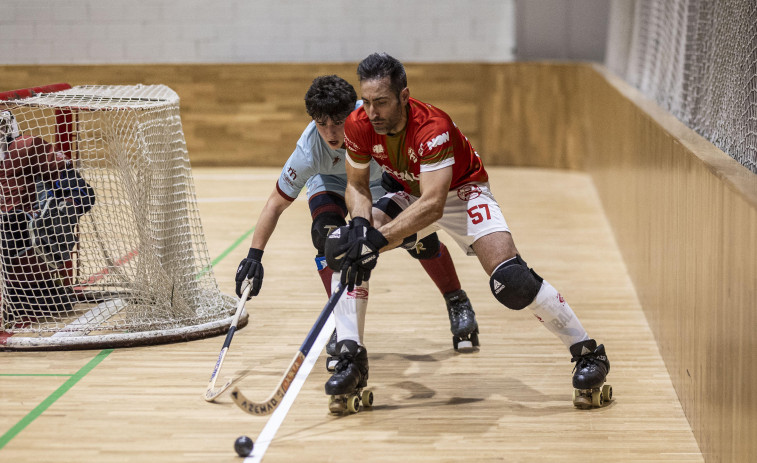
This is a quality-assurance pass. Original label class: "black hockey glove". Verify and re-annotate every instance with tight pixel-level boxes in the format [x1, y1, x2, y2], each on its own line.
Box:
[235, 248, 264, 300]
[339, 217, 388, 291]
[54, 168, 95, 215]
[380, 172, 405, 193]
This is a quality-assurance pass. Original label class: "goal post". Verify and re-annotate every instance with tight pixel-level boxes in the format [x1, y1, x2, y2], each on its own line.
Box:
[0, 83, 243, 350]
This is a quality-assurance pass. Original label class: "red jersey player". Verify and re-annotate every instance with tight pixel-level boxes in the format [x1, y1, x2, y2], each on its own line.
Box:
[323, 53, 612, 411]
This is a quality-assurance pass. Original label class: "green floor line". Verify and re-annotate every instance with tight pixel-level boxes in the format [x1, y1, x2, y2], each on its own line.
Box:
[0, 349, 113, 450]
[1, 227, 254, 451]
[196, 227, 255, 279]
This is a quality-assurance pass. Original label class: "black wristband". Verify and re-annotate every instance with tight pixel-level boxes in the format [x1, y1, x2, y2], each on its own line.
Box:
[248, 247, 264, 261]
[351, 217, 371, 228]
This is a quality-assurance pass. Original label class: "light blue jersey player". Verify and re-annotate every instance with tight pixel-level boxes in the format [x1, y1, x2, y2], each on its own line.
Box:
[276, 100, 384, 204]
[235, 75, 478, 360]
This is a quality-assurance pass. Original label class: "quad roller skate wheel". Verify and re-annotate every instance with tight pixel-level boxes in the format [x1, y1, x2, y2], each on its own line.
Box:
[572, 384, 613, 409]
[328, 389, 374, 414]
[591, 389, 604, 407]
[361, 390, 374, 408]
[602, 384, 612, 402]
[347, 394, 360, 413]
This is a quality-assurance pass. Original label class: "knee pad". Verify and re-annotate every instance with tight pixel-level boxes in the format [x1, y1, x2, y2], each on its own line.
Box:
[406, 232, 440, 260]
[310, 212, 346, 255]
[489, 255, 543, 310]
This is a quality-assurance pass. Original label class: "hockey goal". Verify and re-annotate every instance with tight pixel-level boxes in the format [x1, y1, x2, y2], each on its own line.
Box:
[0, 83, 241, 350]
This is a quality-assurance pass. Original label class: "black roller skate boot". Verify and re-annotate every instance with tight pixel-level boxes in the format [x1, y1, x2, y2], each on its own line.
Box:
[444, 289, 480, 352]
[570, 339, 612, 408]
[325, 329, 339, 372]
[325, 340, 373, 414]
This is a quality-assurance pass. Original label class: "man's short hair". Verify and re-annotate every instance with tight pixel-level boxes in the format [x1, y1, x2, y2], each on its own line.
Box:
[356, 53, 407, 98]
[304, 75, 357, 122]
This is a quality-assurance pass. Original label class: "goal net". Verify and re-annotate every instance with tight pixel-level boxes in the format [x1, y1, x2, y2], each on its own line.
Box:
[605, 0, 757, 174]
[0, 83, 240, 350]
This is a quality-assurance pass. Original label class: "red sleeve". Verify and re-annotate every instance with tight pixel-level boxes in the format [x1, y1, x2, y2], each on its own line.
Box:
[344, 112, 373, 166]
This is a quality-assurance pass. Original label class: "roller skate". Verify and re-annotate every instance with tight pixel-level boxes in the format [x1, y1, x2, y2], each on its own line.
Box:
[325, 340, 373, 414]
[444, 289, 479, 352]
[570, 339, 612, 408]
[325, 329, 339, 372]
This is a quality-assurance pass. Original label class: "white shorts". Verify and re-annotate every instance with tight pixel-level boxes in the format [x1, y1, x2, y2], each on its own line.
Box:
[379, 182, 509, 256]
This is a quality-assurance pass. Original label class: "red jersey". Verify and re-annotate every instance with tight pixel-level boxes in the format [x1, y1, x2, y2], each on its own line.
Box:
[344, 97, 487, 196]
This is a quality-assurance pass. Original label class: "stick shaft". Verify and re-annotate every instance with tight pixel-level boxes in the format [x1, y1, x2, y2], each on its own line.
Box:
[204, 285, 250, 400]
[232, 284, 347, 415]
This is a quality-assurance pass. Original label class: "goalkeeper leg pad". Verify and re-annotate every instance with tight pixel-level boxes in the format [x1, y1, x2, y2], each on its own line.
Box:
[30, 198, 80, 268]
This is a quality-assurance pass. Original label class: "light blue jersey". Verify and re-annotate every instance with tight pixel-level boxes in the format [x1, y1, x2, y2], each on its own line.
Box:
[276, 102, 384, 202]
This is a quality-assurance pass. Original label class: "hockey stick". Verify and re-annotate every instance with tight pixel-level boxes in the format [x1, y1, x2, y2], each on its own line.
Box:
[231, 283, 347, 415]
[203, 284, 251, 402]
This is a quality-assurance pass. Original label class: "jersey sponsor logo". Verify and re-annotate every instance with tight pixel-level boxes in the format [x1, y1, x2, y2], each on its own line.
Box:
[332, 156, 341, 166]
[344, 134, 359, 152]
[372, 144, 387, 160]
[281, 176, 295, 189]
[457, 184, 482, 201]
[425, 131, 450, 151]
[384, 167, 419, 183]
[407, 147, 417, 163]
[287, 166, 297, 180]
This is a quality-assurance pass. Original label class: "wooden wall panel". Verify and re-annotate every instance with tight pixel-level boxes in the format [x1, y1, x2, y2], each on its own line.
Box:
[0, 63, 490, 167]
[580, 64, 757, 463]
[479, 62, 585, 169]
[0, 63, 581, 169]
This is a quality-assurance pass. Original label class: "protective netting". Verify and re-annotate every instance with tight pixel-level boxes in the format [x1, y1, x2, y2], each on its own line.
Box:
[0, 84, 237, 350]
[606, 0, 757, 174]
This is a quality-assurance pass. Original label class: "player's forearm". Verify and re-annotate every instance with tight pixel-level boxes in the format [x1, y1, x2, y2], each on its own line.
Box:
[344, 159, 373, 221]
[378, 166, 451, 248]
[345, 180, 373, 221]
[250, 190, 292, 251]
[378, 194, 444, 247]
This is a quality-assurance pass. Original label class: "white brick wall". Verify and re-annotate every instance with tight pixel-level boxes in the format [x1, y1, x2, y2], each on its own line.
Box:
[0, 0, 515, 64]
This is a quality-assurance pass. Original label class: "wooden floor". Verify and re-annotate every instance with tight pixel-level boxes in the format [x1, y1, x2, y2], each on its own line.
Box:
[1, 167, 703, 462]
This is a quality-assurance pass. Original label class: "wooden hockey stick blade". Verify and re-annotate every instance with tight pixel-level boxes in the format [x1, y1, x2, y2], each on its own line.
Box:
[231, 284, 347, 415]
[204, 285, 251, 402]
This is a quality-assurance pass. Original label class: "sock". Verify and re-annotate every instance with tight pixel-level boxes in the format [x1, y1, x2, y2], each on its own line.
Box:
[418, 243, 461, 295]
[315, 255, 332, 297]
[332, 272, 368, 345]
[529, 280, 589, 348]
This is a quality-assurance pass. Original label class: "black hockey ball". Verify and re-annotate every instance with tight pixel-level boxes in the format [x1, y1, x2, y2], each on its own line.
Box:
[234, 435, 254, 457]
